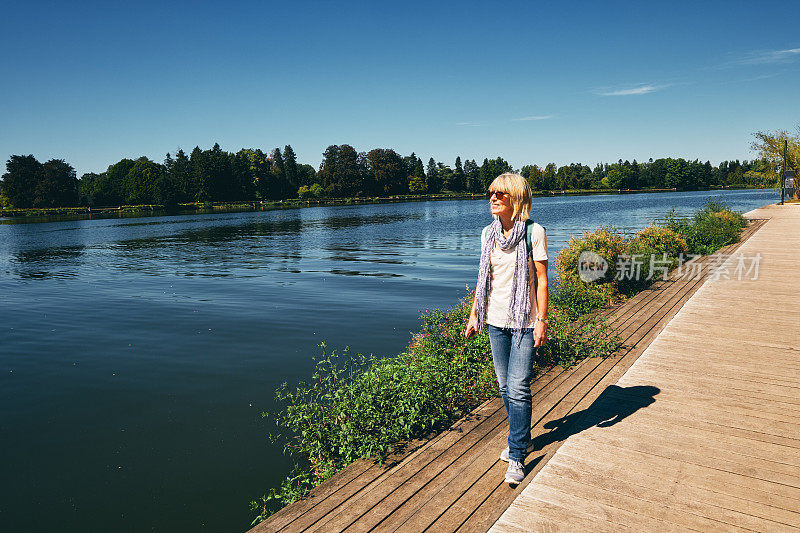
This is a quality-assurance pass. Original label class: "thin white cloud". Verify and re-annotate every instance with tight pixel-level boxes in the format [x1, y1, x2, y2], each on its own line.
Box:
[455, 122, 481, 127]
[598, 84, 662, 96]
[735, 47, 800, 65]
[512, 115, 553, 121]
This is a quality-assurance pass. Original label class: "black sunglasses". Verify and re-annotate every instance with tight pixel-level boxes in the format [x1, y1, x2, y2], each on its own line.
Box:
[487, 190, 509, 200]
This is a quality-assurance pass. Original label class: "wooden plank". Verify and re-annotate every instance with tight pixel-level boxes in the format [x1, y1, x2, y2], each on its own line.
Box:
[551, 447, 800, 521]
[510, 483, 697, 532]
[491, 497, 636, 533]
[559, 437, 800, 504]
[538, 457, 800, 530]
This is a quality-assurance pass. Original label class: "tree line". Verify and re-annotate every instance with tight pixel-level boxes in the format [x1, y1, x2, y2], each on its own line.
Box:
[0, 143, 780, 209]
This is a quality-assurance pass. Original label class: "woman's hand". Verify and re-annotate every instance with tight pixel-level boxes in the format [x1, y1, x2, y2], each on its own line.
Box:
[464, 314, 479, 339]
[534, 320, 548, 347]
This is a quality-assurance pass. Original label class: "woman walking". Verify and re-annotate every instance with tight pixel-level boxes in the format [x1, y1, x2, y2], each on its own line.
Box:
[463, 173, 549, 486]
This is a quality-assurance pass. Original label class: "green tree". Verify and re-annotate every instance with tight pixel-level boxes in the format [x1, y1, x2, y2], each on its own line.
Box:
[367, 148, 407, 195]
[318, 144, 368, 197]
[438, 162, 454, 191]
[408, 175, 427, 194]
[35, 159, 78, 207]
[207, 143, 234, 200]
[542, 163, 557, 191]
[1, 154, 42, 208]
[169, 149, 193, 202]
[189, 147, 207, 201]
[124, 157, 161, 204]
[452, 156, 466, 192]
[283, 145, 298, 190]
[77, 172, 101, 206]
[464, 159, 480, 192]
[482, 157, 513, 187]
[751, 126, 800, 198]
[296, 164, 317, 189]
[479, 158, 491, 190]
[426, 157, 441, 193]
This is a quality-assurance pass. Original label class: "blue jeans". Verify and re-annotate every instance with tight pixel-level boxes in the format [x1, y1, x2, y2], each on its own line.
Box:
[487, 325, 535, 462]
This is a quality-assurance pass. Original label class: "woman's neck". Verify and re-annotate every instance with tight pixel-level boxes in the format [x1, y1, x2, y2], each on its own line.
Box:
[499, 215, 514, 232]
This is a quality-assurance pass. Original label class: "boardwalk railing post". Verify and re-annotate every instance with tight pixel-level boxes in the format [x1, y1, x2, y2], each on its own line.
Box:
[782, 139, 786, 205]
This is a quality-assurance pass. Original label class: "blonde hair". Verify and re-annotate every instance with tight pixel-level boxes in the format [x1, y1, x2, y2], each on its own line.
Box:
[489, 173, 532, 221]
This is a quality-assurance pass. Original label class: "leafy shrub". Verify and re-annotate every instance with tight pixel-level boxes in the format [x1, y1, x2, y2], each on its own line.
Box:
[298, 184, 323, 199]
[552, 276, 618, 319]
[620, 226, 688, 293]
[554, 227, 625, 316]
[663, 198, 746, 255]
[628, 225, 688, 259]
[556, 226, 626, 285]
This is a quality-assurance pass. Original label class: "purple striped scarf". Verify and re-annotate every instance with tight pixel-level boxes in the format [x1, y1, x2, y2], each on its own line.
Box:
[474, 218, 531, 339]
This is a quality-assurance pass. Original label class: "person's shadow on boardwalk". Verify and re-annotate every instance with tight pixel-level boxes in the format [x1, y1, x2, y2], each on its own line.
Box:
[531, 384, 660, 453]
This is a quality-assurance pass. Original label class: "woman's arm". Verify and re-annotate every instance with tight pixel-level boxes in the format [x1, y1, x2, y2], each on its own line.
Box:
[464, 297, 479, 338]
[532, 259, 548, 347]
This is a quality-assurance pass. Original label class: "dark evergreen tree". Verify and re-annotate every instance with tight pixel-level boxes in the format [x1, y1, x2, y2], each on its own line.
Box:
[437, 162, 454, 191]
[190, 146, 207, 201]
[426, 157, 441, 193]
[271, 147, 288, 198]
[463, 159, 480, 192]
[453, 156, 466, 192]
[479, 158, 491, 190]
[283, 145, 298, 190]
[630, 160, 640, 189]
[207, 143, 234, 200]
[170, 149, 192, 202]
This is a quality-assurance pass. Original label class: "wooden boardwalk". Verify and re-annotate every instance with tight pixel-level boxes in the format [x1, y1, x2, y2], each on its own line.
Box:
[491, 203, 800, 532]
[250, 210, 775, 533]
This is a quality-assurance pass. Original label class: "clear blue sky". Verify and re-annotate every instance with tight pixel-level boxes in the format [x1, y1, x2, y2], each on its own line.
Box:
[2, 1, 799, 177]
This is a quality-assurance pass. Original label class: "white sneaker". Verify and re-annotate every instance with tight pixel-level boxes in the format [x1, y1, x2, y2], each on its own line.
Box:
[500, 442, 535, 462]
[505, 459, 525, 486]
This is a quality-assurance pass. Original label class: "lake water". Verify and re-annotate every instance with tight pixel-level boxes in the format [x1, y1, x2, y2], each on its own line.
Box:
[0, 189, 776, 532]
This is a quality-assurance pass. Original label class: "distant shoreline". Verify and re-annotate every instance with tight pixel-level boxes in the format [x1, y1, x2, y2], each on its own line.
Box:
[0, 185, 769, 223]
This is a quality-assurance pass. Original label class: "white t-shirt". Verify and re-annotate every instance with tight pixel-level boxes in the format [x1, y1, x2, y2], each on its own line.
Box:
[481, 222, 548, 328]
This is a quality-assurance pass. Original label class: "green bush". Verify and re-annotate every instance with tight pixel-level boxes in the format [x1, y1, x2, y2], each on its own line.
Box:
[552, 276, 618, 319]
[553, 226, 625, 316]
[663, 198, 746, 255]
[620, 226, 688, 294]
[298, 184, 324, 199]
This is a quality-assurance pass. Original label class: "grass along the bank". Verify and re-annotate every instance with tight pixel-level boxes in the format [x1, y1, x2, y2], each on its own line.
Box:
[249, 197, 748, 525]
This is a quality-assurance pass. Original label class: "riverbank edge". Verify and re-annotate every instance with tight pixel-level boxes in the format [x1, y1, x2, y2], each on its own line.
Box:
[0, 185, 762, 221]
